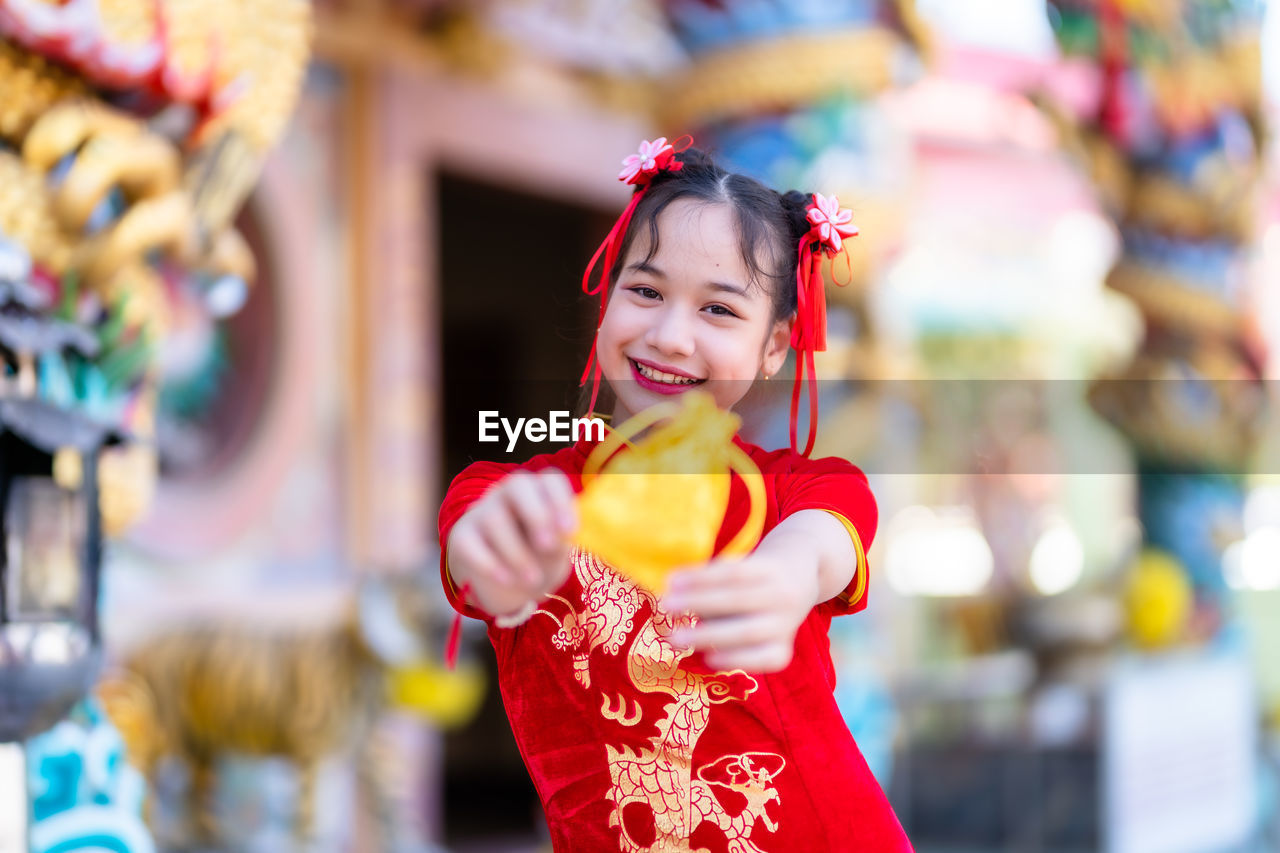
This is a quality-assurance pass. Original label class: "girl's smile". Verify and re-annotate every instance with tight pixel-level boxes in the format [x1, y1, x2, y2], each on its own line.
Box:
[629, 357, 705, 392]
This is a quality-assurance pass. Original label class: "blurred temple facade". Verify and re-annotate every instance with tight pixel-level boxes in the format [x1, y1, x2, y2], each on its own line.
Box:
[3, 1, 1280, 851]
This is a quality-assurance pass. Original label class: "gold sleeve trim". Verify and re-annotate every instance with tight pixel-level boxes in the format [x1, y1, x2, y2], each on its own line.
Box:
[443, 551, 469, 609]
[821, 510, 868, 608]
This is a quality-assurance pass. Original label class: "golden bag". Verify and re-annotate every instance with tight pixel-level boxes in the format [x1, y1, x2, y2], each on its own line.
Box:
[573, 392, 765, 593]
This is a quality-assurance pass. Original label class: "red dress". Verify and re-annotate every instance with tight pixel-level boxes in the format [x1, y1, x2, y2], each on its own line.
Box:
[438, 434, 914, 852]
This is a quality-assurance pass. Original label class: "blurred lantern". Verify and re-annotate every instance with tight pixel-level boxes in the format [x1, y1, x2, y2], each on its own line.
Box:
[1124, 548, 1193, 651]
[0, 423, 108, 740]
[0, 398, 115, 847]
[1, 244, 117, 745]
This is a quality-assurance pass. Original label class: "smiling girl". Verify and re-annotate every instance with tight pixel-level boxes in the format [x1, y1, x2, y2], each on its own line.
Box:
[438, 141, 912, 851]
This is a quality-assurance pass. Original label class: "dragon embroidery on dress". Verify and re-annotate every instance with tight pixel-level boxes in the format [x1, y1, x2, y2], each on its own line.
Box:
[533, 548, 784, 852]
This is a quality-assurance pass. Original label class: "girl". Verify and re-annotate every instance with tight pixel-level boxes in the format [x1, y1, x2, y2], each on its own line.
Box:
[438, 140, 913, 852]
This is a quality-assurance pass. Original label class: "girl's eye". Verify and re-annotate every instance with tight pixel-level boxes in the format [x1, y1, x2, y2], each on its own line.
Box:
[628, 285, 661, 300]
[705, 304, 739, 318]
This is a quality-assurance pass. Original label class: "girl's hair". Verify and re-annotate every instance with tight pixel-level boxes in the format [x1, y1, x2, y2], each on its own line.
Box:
[608, 147, 809, 323]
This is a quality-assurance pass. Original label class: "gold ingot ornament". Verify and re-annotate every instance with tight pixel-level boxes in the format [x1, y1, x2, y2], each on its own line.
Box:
[574, 392, 765, 593]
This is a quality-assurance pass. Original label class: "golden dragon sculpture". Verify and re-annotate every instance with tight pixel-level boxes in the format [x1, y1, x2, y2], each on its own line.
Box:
[0, 0, 310, 532]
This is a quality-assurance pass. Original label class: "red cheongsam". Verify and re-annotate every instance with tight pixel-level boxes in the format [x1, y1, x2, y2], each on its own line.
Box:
[438, 433, 914, 852]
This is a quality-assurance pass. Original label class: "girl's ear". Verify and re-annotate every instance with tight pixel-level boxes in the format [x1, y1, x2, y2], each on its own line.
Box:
[761, 314, 793, 378]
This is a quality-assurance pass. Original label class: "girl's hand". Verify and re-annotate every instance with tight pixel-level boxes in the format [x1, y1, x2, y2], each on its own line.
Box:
[661, 551, 818, 673]
[446, 469, 578, 620]
[659, 509, 857, 673]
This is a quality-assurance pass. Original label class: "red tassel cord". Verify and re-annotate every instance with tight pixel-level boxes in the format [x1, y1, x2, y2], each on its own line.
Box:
[789, 241, 827, 458]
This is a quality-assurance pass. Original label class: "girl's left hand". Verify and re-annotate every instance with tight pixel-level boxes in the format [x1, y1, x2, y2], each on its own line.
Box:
[660, 551, 820, 673]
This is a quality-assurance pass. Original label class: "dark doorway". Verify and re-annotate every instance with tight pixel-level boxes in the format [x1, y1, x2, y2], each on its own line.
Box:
[438, 171, 613, 487]
[436, 170, 610, 846]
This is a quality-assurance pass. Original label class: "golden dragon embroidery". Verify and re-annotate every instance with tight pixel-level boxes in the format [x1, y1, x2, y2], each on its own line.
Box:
[533, 548, 783, 852]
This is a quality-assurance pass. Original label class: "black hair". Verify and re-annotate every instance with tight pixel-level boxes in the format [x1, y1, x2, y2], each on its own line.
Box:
[609, 147, 811, 323]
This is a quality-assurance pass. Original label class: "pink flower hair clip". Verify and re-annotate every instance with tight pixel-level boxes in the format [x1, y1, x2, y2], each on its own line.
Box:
[805, 193, 859, 256]
[618, 136, 688, 186]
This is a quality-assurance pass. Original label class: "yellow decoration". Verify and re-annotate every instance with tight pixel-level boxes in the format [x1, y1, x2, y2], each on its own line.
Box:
[661, 29, 898, 129]
[0, 149, 73, 274]
[0, 0, 310, 293]
[1125, 549, 1193, 650]
[0, 41, 85, 143]
[573, 392, 765, 594]
[96, 671, 163, 774]
[388, 661, 486, 730]
[52, 447, 83, 491]
[98, 444, 158, 537]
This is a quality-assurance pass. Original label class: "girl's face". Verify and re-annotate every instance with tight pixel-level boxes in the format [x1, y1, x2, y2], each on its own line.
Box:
[596, 199, 792, 423]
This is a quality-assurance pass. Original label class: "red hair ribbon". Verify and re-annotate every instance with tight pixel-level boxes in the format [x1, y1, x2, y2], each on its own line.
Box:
[580, 136, 693, 414]
[790, 193, 858, 457]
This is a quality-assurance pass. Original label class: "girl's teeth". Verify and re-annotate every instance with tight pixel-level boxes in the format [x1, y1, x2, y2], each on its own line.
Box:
[636, 362, 697, 385]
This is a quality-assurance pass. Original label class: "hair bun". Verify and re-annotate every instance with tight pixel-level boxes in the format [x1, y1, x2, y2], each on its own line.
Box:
[779, 189, 812, 242]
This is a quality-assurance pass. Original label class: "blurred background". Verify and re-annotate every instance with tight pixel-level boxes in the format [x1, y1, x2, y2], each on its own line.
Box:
[2, 0, 1280, 851]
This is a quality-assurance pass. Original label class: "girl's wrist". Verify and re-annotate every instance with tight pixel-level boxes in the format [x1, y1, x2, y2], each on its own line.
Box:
[446, 541, 533, 620]
[494, 598, 539, 628]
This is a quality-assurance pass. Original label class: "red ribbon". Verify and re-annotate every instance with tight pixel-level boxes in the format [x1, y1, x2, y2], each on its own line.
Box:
[580, 191, 645, 414]
[789, 194, 857, 457]
[580, 137, 693, 413]
[789, 240, 827, 457]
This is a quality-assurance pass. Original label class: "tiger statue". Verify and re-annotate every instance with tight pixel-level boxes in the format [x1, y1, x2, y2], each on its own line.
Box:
[97, 574, 482, 851]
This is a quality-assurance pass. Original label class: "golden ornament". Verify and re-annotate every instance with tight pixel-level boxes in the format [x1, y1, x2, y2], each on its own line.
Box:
[574, 392, 765, 594]
[1125, 549, 1193, 651]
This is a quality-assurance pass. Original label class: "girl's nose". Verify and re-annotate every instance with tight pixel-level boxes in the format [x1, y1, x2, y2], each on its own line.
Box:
[645, 305, 695, 356]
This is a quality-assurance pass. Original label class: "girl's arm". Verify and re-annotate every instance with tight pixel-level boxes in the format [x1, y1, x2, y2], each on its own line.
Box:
[446, 469, 578, 620]
[660, 509, 857, 673]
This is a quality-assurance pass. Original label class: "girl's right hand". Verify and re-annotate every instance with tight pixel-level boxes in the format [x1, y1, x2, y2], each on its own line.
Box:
[446, 468, 578, 619]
